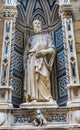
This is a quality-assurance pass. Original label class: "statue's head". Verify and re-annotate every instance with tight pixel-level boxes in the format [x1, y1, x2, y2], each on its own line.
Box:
[36, 109, 41, 114]
[32, 19, 42, 34]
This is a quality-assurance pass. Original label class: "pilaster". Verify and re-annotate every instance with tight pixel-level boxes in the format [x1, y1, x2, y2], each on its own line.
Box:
[0, 1, 17, 108]
[59, 4, 80, 107]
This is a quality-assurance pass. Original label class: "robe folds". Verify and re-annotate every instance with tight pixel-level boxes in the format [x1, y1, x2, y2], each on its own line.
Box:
[26, 34, 56, 102]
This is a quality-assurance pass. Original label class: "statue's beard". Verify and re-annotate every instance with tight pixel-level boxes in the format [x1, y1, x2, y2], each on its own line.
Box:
[34, 28, 41, 34]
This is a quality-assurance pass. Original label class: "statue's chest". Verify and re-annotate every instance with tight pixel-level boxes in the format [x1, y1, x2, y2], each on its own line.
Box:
[32, 35, 48, 48]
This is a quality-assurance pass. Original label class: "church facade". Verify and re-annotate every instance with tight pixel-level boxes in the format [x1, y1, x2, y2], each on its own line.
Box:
[0, 0, 80, 129]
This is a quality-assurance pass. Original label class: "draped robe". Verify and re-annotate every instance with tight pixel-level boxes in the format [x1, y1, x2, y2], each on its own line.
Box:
[26, 34, 56, 102]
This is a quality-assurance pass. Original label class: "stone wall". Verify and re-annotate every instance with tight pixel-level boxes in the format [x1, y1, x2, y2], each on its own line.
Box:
[71, 0, 80, 79]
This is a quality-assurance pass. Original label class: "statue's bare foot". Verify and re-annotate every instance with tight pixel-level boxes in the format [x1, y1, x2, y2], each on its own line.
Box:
[31, 100, 37, 104]
[49, 98, 54, 103]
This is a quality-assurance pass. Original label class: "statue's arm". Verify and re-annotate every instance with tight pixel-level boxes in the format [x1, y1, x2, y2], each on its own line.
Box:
[27, 36, 36, 54]
[36, 34, 55, 58]
[36, 48, 54, 57]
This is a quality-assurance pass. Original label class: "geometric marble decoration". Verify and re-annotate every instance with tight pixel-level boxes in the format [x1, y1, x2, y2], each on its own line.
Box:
[11, 27, 24, 105]
[58, 75, 67, 98]
[10, 27, 24, 106]
[57, 50, 66, 71]
[55, 27, 64, 48]
[14, 29, 24, 48]
[54, 26, 67, 105]
[14, 115, 30, 123]
[12, 76, 22, 98]
[52, 114, 67, 122]
[13, 51, 22, 72]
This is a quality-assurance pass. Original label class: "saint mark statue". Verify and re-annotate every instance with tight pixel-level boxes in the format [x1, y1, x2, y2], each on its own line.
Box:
[24, 19, 56, 103]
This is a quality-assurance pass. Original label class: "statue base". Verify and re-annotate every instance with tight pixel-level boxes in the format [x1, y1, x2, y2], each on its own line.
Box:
[20, 100, 58, 109]
[67, 99, 80, 107]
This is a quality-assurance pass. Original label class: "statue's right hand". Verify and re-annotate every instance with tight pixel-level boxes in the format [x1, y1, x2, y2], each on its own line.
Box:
[26, 50, 35, 55]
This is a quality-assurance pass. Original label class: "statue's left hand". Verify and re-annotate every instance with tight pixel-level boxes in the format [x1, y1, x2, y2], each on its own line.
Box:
[36, 50, 48, 58]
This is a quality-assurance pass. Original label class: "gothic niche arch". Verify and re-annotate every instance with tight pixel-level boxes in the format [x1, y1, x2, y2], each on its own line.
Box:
[12, 0, 68, 106]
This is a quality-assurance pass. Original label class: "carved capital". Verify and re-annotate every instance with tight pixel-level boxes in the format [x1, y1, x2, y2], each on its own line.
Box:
[59, 4, 73, 19]
[0, 6, 17, 20]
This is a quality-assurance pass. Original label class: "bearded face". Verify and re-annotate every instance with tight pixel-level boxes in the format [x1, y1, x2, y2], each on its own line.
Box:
[33, 20, 42, 34]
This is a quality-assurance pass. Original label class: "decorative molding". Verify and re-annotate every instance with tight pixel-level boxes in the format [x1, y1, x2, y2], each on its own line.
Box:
[51, 114, 67, 122]
[14, 114, 30, 123]
[1, 20, 12, 86]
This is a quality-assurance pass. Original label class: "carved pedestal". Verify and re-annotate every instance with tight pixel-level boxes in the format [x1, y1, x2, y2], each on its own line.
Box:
[12, 107, 68, 130]
[67, 84, 80, 107]
[20, 101, 58, 109]
[0, 86, 13, 109]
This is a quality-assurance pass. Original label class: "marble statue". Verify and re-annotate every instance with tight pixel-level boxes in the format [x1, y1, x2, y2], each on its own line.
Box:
[33, 110, 47, 126]
[24, 19, 56, 102]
